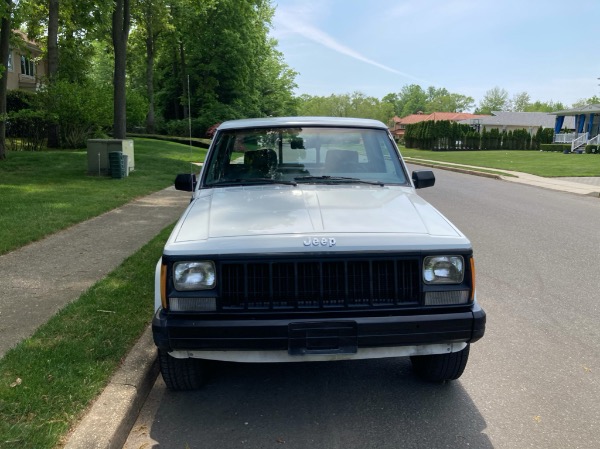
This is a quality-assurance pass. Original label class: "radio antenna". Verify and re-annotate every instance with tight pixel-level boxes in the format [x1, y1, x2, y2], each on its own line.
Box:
[187, 74, 193, 174]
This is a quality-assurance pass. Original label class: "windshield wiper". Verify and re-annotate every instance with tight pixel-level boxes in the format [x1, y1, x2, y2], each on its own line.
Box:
[294, 175, 384, 186]
[209, 178, 298, 187]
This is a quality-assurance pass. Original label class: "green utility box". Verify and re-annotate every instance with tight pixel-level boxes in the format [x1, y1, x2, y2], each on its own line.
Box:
[109, 152, 129, 178]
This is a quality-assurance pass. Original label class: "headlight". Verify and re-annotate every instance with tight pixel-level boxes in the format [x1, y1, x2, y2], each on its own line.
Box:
[423, 256, 464, 284]
[173, 261, 216, 290]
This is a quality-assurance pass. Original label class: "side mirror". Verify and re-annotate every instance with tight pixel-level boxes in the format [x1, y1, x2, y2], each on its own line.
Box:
[412, 170, 435, 189]
[174, 173, 197, 192]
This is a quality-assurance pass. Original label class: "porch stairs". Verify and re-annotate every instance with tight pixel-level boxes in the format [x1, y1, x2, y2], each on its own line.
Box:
[571, 133, 588, 151]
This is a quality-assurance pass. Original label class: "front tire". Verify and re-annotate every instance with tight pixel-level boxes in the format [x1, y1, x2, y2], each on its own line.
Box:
[158, 349, 205, 391]
[410, 344, 470, 382]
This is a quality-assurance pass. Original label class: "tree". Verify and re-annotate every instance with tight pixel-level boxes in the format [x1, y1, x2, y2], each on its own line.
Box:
[571, 96, 600, 109]
[297, 92, 393, 123]
[426, 87, 474, 113]
[19, 0, 114, 147]
[397, 84, 427, 116]
[149, 0, 297, 134]
[523, 99, 566, 113]
[21, 0, 111, 82]
[476, 87, 510, 114]
[131, 0, 169, 133]
[46, 0, 59, 147]
[382, 92, 399, 115]
[112, 0, 131, 139]
[255, 41, 298, 117]
[384, 85, 474, 117]
[47, 0, 58, 76]
[509, 92, 531, 112]
[0, 0, 12, 160]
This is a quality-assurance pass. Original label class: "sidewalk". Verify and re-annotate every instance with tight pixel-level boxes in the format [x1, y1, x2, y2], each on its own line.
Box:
[405, 157, 600, 197]
[0, 187, 191, 358]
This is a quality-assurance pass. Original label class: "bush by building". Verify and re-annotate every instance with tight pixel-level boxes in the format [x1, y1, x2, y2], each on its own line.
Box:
[540, 144, 570, 152]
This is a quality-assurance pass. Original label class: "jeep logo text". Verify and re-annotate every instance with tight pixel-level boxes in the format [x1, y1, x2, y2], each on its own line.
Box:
[303, 237, 336, 247]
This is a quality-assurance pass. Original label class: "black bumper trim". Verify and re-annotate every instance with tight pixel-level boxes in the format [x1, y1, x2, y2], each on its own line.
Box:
[152, 303, 486, 352]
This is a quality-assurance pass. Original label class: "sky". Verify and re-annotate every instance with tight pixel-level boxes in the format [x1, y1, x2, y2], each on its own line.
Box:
[271, 0, 600, 110]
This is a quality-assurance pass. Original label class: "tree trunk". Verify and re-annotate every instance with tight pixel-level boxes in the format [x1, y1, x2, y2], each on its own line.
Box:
[46, 0, 60, 148]
[48, 0, 59, 77]
[145, 19, 155, 134]
[112, 0, 130, 140]
[0, 0, 12, 160]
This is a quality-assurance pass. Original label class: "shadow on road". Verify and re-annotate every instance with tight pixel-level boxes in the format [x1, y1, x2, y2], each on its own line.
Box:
[128, 357, 492, 449]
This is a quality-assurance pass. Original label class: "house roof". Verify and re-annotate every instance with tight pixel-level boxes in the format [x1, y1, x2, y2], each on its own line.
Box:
[392, 112, 488, 125]
[458, 111, 575, 129]
[14, 30, 43, 53]
[551, 104, 600, 116]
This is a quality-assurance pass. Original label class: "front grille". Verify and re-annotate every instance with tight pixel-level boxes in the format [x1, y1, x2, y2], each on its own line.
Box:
[220, 257, 420, 310]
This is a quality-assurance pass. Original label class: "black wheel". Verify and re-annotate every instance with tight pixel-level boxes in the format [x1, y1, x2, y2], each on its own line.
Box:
[158, 349, 205, 391]
[410, 344, 470, 382]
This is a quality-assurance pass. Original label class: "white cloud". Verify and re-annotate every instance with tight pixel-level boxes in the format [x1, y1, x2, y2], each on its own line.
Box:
[273, 3, 428, 84]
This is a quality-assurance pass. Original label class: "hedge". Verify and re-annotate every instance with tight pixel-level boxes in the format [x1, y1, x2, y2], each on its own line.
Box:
[405, 121, 554, 151]
[539, 144, 600, 153]
[127, 133, 211, 149]
[540, 144, 570, 152]
[5, 110, 53, 151]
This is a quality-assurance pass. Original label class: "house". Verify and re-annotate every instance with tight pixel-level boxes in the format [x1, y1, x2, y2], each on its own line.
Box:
[458, 111, 574, 136]
[6, 31, 47, 92]
[550, 105, 600, 151]
[390, 112, 488, 140]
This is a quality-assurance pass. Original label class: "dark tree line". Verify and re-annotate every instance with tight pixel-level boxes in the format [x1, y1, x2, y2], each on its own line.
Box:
[405, 120, 555, 151]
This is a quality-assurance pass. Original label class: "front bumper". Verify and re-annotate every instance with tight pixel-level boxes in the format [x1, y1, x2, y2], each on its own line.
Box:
[152, 302, 486, 359]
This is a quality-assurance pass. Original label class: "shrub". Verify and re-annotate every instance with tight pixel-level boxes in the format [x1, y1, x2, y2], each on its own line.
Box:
[126, 90, 149, 131]
[585, 145, 600, 154]
[6, 110, 52, 151]
[7, 90, 38, 113]
[37, 80, 112, 148]
[540, 144, 570, 152]
[163, 117, 216, 138]
[164, 119, 189, 137]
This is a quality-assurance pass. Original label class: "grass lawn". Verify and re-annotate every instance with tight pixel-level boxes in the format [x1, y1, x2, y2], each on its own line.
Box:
[0, 138, 205, 255]
[0, 226, 172, 449]
[400, 147, 600, 178]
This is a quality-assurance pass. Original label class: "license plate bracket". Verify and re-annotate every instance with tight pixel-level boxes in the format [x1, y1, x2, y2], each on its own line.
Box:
[288, 321, 358, 355]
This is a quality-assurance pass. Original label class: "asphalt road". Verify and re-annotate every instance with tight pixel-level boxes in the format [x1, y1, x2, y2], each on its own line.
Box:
[124, 168, 600, 449]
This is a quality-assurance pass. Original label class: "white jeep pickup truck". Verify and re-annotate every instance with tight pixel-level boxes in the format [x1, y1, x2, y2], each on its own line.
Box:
[153, 117, 486, 390]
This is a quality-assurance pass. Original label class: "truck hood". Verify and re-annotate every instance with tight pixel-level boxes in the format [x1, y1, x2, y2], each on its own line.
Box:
[172, 185, 464, 244]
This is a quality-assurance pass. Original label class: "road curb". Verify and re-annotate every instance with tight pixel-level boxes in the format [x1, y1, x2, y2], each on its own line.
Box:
[63, 326, 158, 449]
[406, 159, 503, 180]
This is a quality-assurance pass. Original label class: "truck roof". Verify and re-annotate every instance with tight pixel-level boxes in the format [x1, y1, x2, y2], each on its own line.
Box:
[217, 116, 388, 131]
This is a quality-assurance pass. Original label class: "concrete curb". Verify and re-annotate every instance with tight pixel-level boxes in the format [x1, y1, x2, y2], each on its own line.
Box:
[63, 326, 158, 449]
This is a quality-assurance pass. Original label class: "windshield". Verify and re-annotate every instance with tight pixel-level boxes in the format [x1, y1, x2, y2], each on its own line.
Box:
[202, 126, 409, 187]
